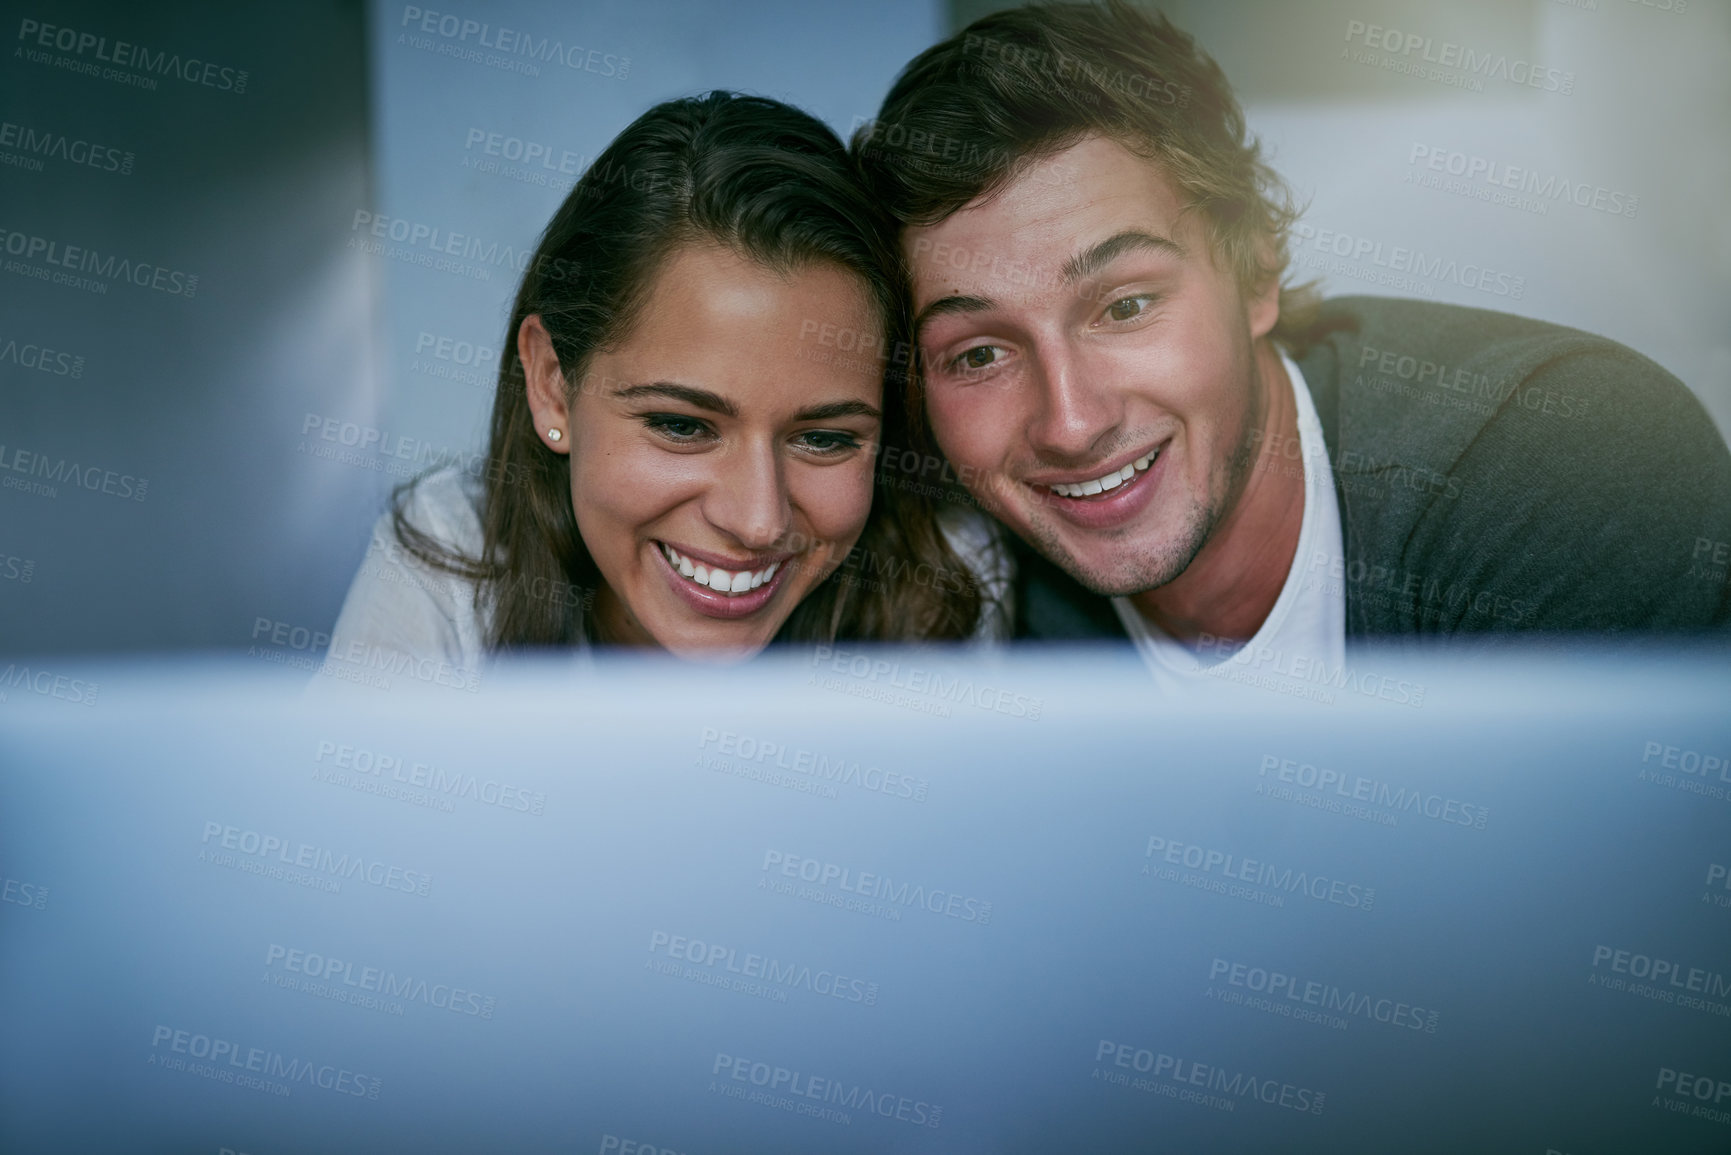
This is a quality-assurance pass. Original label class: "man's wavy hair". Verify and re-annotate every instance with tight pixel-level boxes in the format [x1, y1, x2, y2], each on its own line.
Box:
[853, 0, 1317, 349]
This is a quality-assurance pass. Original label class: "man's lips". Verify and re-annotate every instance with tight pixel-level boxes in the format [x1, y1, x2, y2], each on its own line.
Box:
[1020, 441, 1170, 530]
[1027, 442, 1165, 500]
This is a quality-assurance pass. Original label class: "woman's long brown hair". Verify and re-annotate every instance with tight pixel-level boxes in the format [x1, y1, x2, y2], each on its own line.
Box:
[392, 91, 982, 650]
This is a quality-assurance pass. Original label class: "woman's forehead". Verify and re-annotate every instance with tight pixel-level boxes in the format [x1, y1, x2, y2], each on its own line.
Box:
[587, 244, 879, 401]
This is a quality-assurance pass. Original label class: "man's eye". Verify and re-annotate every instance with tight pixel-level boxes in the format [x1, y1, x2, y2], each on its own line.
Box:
[949, 345, 1001, 373]
[643, 414, 712, 442]
[1106, 295, 1154, 323]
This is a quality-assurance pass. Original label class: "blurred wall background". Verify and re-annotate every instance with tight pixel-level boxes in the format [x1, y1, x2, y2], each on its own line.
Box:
[1, 0, 373, 656]
[2, 0, 1725, 658]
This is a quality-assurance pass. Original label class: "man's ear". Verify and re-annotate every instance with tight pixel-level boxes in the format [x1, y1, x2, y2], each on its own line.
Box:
[519, 314, 570, 454]
[1246, 226, 1287, 341]
[1244, 238, 1281, 342]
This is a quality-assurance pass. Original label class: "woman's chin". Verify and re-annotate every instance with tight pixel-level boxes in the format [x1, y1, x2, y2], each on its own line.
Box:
[664, 640, 767, 664]
[651, 621, 779, 663]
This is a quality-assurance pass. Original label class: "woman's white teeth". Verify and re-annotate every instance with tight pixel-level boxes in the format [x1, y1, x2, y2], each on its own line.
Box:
[1049, 451, 1156, 498]
[662, 545, 777, 595]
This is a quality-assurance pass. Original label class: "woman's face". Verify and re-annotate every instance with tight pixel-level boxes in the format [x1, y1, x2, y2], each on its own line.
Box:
[526, 242, 884, 658]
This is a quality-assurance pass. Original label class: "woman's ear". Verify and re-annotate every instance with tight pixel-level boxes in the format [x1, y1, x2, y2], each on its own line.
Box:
[519, 314, 570, 454]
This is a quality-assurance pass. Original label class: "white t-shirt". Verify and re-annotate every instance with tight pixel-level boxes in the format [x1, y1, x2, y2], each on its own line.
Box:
[1110, 353, 1347, 694]
[314, 468, 497, 695]
[314, 467, 1012, 691]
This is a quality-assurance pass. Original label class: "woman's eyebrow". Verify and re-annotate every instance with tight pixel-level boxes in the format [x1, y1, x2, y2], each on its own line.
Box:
[612, 384, 878, 424]
[612, 381, 737, 417]
[795, 399, 881, 422]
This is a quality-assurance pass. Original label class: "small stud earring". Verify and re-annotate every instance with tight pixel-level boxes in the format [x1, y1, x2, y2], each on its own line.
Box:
[547, 428, 563, 442]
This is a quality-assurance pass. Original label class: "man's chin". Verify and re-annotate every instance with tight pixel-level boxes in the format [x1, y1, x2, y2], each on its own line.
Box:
[1026, 534, 1187, 598]
[1065, 560, 1181, 599]
[1011, 510, 1206, 599]
[982, 488, 1207, 597]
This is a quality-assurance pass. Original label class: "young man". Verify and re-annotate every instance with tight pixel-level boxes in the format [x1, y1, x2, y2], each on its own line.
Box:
[853, 1, 1730, 687]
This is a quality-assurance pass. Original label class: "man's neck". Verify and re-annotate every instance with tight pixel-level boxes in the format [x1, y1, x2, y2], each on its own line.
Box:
[1130, 340, 1305, 645]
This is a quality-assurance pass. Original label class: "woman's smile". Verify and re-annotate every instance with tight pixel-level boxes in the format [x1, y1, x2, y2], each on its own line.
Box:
[652, 539, 795, 620]
[536, 241, 884, 656]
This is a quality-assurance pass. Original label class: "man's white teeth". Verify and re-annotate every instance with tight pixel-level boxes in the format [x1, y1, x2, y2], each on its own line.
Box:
[662, 544, 777, 595]
[1048, 451, 1157, 498]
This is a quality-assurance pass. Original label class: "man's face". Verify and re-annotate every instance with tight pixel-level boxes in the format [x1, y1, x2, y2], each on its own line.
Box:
[904, 134, 1278, 596]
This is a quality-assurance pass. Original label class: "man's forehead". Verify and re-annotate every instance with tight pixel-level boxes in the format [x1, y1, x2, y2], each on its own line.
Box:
[901, 135, 1190, 279]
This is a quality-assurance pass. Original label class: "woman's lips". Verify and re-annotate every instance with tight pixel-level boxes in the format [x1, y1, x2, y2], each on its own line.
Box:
[654, 541, 790, 620]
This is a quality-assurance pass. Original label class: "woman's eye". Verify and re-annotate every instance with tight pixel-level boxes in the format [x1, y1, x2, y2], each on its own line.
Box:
[949, 345, 1002, 373]
[643, 414, 713, 442]
[1105, 294, 1155, 323]
[796, 430, 862, 455]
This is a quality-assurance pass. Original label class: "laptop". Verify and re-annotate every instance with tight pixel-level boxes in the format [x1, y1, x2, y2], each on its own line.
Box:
[1, 643, 1727, 1153]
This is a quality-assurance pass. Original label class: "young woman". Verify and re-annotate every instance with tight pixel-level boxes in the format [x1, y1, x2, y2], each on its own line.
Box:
[320, 92, 1004, 683]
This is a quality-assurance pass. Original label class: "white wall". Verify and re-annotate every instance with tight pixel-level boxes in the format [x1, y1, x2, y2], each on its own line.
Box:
[1169, 0, 1729, 433]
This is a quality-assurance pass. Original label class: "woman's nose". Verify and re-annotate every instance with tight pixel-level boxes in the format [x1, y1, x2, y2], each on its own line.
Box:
[701, 439, 793, 551]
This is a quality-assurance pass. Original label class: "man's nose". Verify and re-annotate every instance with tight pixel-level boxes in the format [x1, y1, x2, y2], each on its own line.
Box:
[1025, 341, 1122, 461]
[701, 439, 793, 551]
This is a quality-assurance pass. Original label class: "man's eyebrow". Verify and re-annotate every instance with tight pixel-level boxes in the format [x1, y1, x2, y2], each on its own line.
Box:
[1060, 229, 1184, 283]
[611, 382, 738, 418]
[795, 399, 881, 422]
[911, 231, 1182, 334]
[912, 293, 996, 337]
